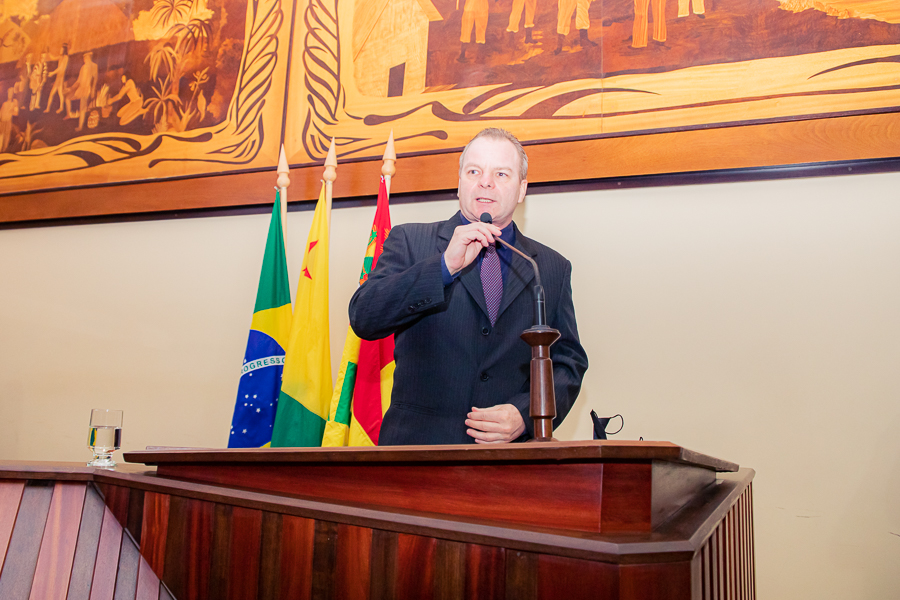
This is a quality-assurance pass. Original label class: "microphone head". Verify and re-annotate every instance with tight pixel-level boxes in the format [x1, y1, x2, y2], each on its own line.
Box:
[479, 212, 493, 224]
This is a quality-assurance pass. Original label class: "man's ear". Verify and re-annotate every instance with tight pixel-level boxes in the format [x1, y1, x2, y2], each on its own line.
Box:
[517, 179, 528, 204]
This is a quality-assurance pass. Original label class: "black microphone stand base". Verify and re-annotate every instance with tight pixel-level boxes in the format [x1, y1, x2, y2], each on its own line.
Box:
[520, 325, 560, 442]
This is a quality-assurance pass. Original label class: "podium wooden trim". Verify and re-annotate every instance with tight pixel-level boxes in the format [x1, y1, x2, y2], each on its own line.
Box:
[125, 441, 737, 536]
[0, 442, 755, 600]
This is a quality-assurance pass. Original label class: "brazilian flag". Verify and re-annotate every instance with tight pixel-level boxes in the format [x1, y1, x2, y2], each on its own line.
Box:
[228, 192, 292, 447]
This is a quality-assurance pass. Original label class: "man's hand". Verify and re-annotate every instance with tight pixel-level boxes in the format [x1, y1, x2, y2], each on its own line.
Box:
[465, 404, 526, 443]
[444, 222, 502, 276]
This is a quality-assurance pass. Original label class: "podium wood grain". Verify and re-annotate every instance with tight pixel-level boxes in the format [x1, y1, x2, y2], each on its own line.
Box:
[0, 445, 755, 600]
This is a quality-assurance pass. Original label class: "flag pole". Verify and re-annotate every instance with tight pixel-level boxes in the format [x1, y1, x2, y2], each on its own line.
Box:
[323, 139, 337, 218]
[277, 144, 290, 240]
[382, 130, 396, 196]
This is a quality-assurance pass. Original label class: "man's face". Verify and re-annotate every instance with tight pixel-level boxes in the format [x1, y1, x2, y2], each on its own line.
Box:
[457, 136, 527, 229]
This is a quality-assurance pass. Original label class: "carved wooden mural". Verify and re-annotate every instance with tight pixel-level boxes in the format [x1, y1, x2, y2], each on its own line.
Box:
[1, 0, 898, 198]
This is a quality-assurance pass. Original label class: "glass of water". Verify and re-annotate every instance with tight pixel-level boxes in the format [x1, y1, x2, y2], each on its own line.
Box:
[87, 409, 123, 468]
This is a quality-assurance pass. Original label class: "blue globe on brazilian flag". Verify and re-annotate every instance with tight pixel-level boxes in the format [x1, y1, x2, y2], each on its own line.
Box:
[230, 331, 287, 447]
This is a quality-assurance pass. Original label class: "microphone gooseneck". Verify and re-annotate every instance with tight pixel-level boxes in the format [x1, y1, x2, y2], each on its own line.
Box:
[478, 213, 547, 327]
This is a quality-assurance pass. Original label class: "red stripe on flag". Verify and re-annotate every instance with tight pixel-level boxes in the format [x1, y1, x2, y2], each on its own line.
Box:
[352, 336, 394, 445]
[353, 176, 395, 445]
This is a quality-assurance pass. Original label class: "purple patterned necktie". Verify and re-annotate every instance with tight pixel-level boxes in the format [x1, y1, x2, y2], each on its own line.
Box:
[481, 244, 503, 325]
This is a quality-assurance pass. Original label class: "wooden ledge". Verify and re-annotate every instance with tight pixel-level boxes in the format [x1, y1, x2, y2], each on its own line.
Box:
[124, 440, 738, 472]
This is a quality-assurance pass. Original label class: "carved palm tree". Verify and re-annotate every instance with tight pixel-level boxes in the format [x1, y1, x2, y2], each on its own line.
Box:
[151, 0, 194, 28]
[145, 44, 177, 86]
[169, 18, 213, 58]
[143, 82, 182, 133]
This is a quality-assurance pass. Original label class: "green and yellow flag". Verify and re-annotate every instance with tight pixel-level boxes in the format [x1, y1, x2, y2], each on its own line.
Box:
[271, 182, 332, 447]
[228, 191, 292, 448]
[322, 176, 394, 447]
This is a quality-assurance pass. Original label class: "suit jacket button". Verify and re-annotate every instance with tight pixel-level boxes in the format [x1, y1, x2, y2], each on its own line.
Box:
[481, 326, 490, 336]
[480, 372, 489, 381]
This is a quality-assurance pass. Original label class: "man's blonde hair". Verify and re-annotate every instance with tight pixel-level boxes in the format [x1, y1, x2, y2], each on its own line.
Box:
[459, 128, 529, 180]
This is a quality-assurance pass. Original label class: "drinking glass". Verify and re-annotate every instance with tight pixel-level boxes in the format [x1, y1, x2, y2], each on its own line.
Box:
[87, 409, 123, 468]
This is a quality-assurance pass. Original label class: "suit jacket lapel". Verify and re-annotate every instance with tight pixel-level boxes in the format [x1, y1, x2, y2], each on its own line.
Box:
[438, 213, 491, 319]
[438, 214, 537, 323]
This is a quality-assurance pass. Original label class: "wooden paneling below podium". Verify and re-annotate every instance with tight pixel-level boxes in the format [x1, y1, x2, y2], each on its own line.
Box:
[0, 441, 755, 599]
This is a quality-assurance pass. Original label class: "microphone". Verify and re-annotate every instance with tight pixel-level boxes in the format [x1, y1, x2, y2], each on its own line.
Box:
[479, 213, 547, 326]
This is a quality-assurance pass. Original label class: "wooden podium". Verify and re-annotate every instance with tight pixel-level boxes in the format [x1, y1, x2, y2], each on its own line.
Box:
[0, 441, 755, 600]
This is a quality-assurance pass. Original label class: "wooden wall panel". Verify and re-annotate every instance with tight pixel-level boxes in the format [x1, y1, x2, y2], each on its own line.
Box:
[279, 515, 314, 600]
[619, 562, 693, 600]
[29, 482, 87, 600]
[0, 481, 54, 600]
[397, 534, 436, 600]
[2, 112, 900, 225]
[258, 512, 283, 600]
[465, 544, 505, 600]
[139, 491, 170, 578]
[537, 554, 619, 600]
[157, 462, 615, 533]
[113, 532, 141, 600]
[368, 529, 398, 600]
[505, 550, 538, 600]
[748, 486, 757, 599]
[694, 484, 755, 600]
[0, 480, 25, 575]
[68, 484, 107, 600]
[434, 539, 465, 600]
[162, 496, 214, 600]
[228, 507, 263, 600]
[0, 464, 756, 600]
[135, 558, 161, 600]
[90, 506, 124, 600]
[207, 504, 233, 600]
[600, 462, 653, 533]
[103, 485, 131, 531]
[311, 520, 338, 599]
[126, 489, 145, 546]
[335, 524, 372, 600]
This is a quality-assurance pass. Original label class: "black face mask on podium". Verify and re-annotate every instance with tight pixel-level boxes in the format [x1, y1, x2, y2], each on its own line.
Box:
[591, 411, 623, 440]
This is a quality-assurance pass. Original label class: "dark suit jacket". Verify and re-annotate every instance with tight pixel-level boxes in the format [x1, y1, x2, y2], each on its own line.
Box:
[348, 212, 588, 445]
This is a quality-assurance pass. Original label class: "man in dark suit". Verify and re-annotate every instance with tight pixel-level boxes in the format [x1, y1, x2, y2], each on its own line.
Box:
[349, 128, 588, 445]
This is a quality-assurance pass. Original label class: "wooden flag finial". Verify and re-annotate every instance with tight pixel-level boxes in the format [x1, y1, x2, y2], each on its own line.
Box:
[277, 145, 291, 190]
[323, 138, 337, 184]
[382, 131, 396, 195]
[382, 130, 396, 178]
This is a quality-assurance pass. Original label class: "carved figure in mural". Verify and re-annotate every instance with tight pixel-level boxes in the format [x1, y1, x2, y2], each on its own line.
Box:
[507, 0, 537, 45]
[1, 87, 20, 153]
[458, 0, 489, 63]
[632, 0, 667, 48]
[15, 55, 32, 100]
[44, 44, 70, 114]
[556, 0, 596, 55]
[109, 74, 148, 126]
[0, 0, 256, 196]
[29, 53, 48, 111]
[678, 0, 705, 18]
[67, 51, 99, 132]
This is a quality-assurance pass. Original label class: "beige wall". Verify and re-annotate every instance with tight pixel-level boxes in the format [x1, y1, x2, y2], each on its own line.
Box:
[2, 171, 900, 597]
